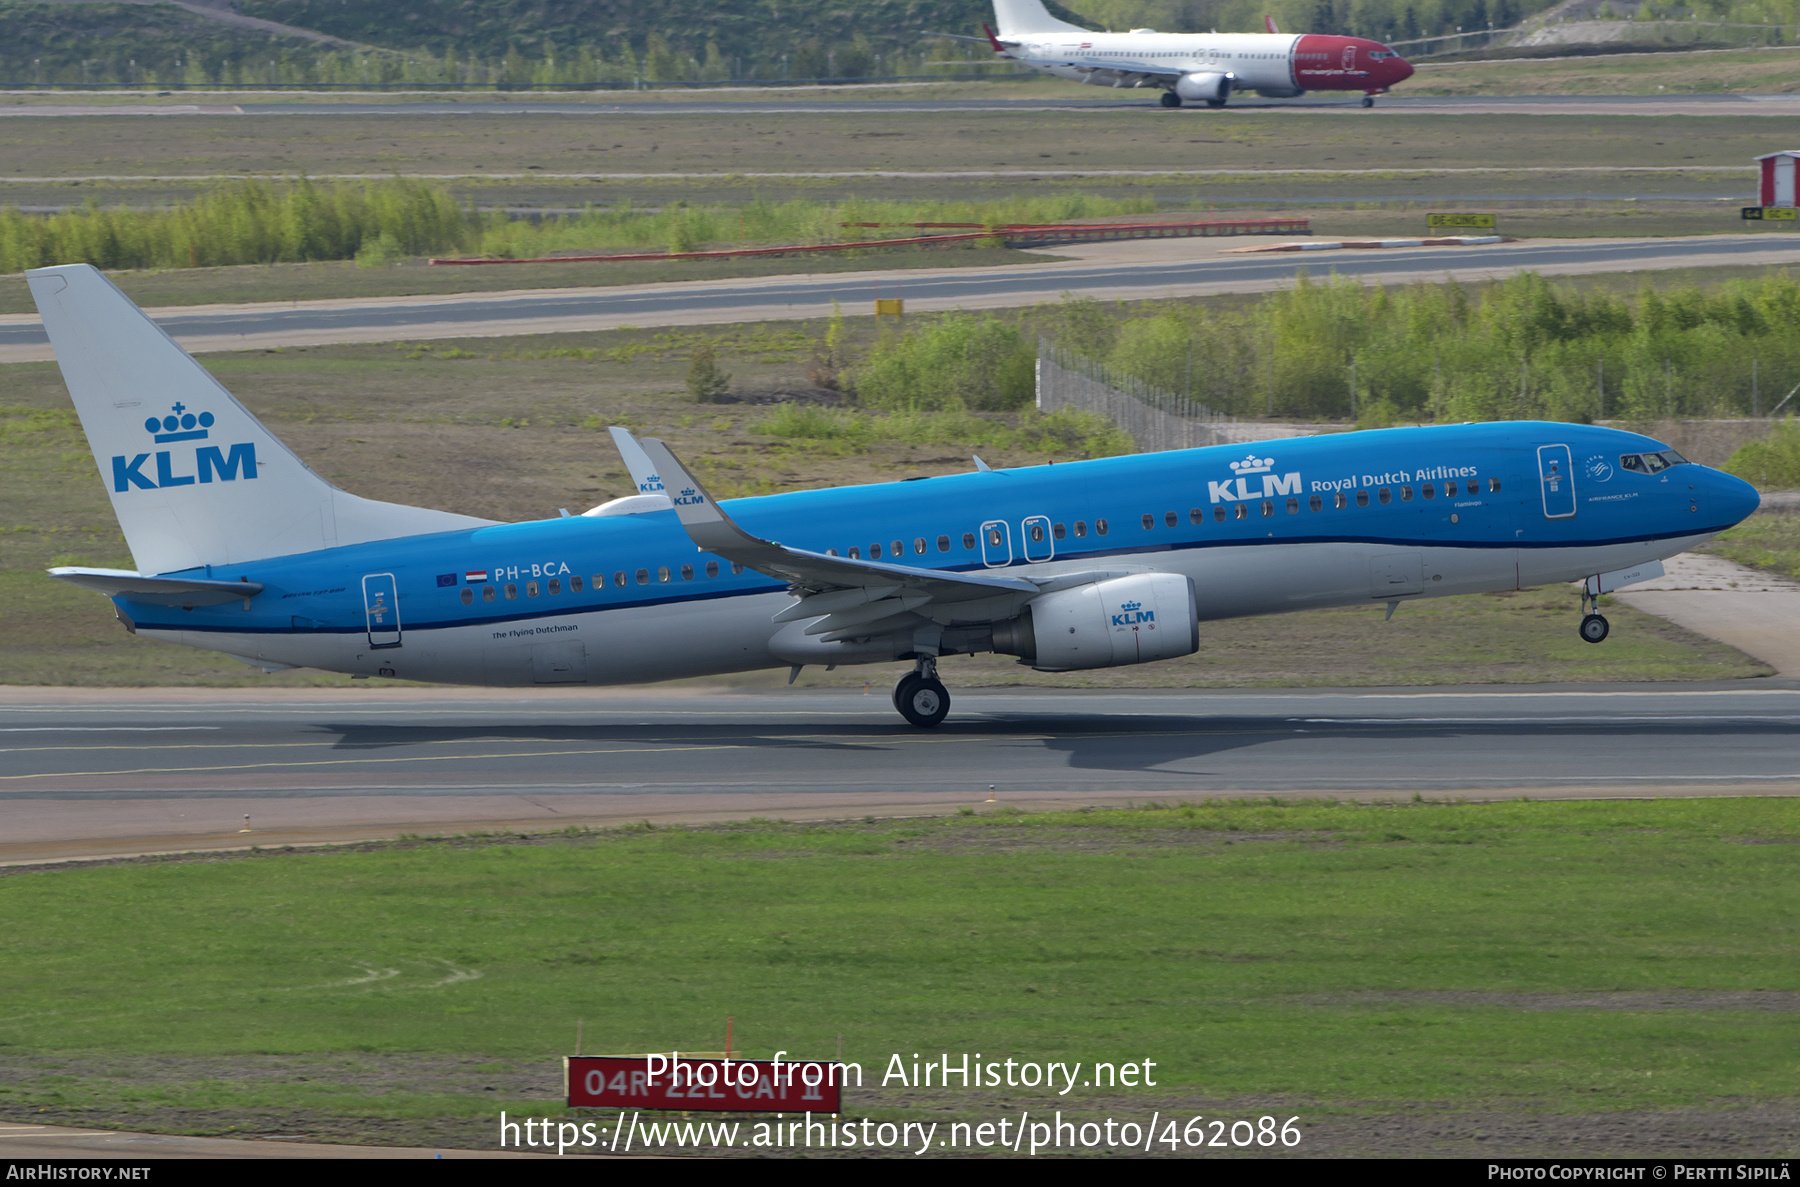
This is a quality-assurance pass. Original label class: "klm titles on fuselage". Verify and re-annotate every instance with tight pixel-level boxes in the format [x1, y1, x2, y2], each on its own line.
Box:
[111, 403, 258, 492]
[1207, 453, 1482, 503]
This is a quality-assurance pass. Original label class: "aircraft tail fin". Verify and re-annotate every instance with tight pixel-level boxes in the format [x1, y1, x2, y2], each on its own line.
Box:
[26, 264, 496, 577]
[992, 0, 1089, 37]
[1264, 14, 1281, 33]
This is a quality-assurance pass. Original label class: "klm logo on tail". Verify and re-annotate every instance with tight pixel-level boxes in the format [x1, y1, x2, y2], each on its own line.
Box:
[111, 403, 258, 492]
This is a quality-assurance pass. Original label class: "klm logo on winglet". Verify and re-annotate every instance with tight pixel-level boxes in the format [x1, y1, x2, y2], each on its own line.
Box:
[1210, 453, 1300, 503]
[640, 472, 666, 494]
[673, 486, 706, 507]
[111, 403, 258, 492]
[1112, 600, 1155, 627]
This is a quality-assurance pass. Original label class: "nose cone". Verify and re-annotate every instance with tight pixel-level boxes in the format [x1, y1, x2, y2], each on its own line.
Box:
[1390, 55, 1414, 84]
[1710, 469, 1761, 527]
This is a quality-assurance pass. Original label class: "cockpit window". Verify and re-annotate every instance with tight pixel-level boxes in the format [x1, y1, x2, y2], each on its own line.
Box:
[1621, 451, 1687, 474]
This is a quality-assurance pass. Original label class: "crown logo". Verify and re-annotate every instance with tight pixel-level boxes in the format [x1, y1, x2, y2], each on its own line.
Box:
[144, 402, 213, 444]
[1120, 600, 1142, 611]
[1229, 454, 1274, 474]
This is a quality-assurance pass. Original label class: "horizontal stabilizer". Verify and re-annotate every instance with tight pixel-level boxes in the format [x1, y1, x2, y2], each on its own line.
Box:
[48, 566, 262, 607]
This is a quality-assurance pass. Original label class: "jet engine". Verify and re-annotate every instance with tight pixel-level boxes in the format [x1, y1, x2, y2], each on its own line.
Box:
[1174, 71, 1233, 103]
[991, 573, 1199, 671]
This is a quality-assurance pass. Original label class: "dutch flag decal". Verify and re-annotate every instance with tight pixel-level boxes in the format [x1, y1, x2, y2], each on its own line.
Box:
[465, 570, 488, 583]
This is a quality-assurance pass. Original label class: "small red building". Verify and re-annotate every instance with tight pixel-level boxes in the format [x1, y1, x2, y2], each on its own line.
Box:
[1756, 151, 1800, 208]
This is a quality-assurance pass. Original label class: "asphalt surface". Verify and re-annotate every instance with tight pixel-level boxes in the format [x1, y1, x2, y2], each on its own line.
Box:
[3, 684, 1797, 862]
[7, 235, 1800, 357]
[8, 93, 1800, 117]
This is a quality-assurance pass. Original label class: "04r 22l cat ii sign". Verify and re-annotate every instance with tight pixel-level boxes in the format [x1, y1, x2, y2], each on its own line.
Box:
[566, 1055, 846, 1113]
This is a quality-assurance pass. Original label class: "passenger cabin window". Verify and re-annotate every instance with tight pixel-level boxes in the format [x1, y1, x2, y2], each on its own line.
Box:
[681, 564, 693, 581]
[1287, 497, 1299, 514]
[731, 562, 744, 575]
[1074, 521, 1087, 537]
[914, 537, 927, 554]
[892, 540, 904, 558]
[1489, 478, 1502, 492]
[1164, 511, 1178, 528]
[1262, 500, 1274, 517]
[1355, 490, 1369, 508]
[1028, 522, 1047, 543]
[870, 543, 882, 559]
[1334, 492, 1347, 509]
[1096, 519, 1109, 535]
[548, 578, 561, 595]
[849, 547, 861, 559]
[1142, 514, 1155, 530]
[657, 567, 670, 583]
[460, 588, 474, 605]
[706, 561, 719, 578]
[1378, 488, 1392, 505]
[1445, 481, 1458, 497]
[1189, 508, 1203, 525]
[635, 569, 649, 585]
[986, 526, 1004, 547]
[938, 535, 951, 551]
[483, 585, 496, 602]
[571, 576, 583, 593]
[1309, 494, 1323, 512]
[1053, 522, 1067, 540]
[505, 583, 518, 599]
[1401, 487, 1413, 502]
[526, 581, 539, 597]
[1422, 484, 1436, 499]
[962, 533, 976, 550]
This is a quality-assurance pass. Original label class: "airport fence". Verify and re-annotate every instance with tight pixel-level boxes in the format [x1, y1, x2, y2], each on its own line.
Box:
[1036, 339, 1237, 453]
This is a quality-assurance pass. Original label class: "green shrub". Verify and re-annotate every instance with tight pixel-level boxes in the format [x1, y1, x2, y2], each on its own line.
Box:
[1725, 421, 1800, 489]
[852, 314, 1034, 412]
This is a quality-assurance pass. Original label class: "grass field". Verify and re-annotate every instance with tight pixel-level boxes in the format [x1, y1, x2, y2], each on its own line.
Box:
[1409, 45, 1800, 95]
[0, 319, 1769, 689]
[1, 799, 1797, 1155]
[1709, 511, 1800, 580]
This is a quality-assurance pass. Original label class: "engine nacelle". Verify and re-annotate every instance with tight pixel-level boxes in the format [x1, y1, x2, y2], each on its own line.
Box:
[992, 573, 1199, 671]
[1175, 71, 1233, 102]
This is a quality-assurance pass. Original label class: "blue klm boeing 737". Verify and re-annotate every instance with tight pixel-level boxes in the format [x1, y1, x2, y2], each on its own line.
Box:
[30, 264, 1761, 726]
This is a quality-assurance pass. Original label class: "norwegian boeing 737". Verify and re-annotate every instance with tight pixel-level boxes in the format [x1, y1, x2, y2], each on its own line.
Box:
[33, 264, 1758, 726]
[952, 0, 1413, 107]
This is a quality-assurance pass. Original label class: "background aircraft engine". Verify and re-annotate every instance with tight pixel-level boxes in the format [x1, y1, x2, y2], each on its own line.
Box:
[1174, 71, 1233, 102]
[991, 573, 1199, 671]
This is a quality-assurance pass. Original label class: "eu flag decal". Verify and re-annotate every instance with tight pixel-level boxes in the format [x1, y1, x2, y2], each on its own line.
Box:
[435, 573, 457, 587]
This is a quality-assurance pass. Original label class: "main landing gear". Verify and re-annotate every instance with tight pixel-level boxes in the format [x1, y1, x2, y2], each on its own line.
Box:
[1160, 91, 1181, 108]
[1579, 584, 1610, 644]
[893, 657, 951, 728]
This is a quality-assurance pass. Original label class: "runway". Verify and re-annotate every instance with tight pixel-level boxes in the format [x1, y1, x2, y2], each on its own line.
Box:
[6, 234, 1799, 359]
[6, 93, 1800, 117]
[3, 684, 1797, 864]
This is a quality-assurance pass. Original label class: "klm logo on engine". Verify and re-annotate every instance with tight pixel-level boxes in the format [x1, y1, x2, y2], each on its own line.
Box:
[1112, 599, 1155, 627]
[1209, 453, 1300, 503]
[111, 403, 258, 492]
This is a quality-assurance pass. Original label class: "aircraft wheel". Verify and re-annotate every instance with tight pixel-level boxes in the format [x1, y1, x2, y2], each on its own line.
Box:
[1361, 95, 1375, 108]
[892, 671, 919, 713]
[1579, 613, 1610, 644]
[1160, 91, 1181, 108]
[1206, 97, 1226, 108]
[896, 677, 951, 728]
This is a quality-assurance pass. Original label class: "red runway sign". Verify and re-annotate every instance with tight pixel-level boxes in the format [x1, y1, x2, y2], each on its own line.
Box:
[565, 1054, 844, 1113]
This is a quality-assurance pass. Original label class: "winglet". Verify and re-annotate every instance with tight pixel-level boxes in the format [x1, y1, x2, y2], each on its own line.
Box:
[638, 437, 770, 558]
[1264, 14, 1280, 33]
[607, 426, 667, 496]
[973, 455, 993, 472]
[982, 22, 1008, 52]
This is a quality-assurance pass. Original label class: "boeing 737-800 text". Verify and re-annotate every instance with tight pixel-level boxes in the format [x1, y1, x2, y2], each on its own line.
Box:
[958, 0, 1413, 107]
[32, 264, 1757, 726]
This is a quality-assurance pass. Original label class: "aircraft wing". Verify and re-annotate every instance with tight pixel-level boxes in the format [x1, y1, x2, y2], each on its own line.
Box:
[48, 566, 263, 607]
[637, 437, 1073, 639]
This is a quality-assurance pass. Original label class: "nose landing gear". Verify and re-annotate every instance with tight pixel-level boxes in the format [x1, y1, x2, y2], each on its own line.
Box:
[1361, 94, 1376, 108]
[892, 657, 951, 728]
[1578, 584, 1610, 644]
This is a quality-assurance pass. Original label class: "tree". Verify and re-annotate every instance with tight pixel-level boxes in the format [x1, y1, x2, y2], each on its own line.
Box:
[687, 343, 732, 403]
